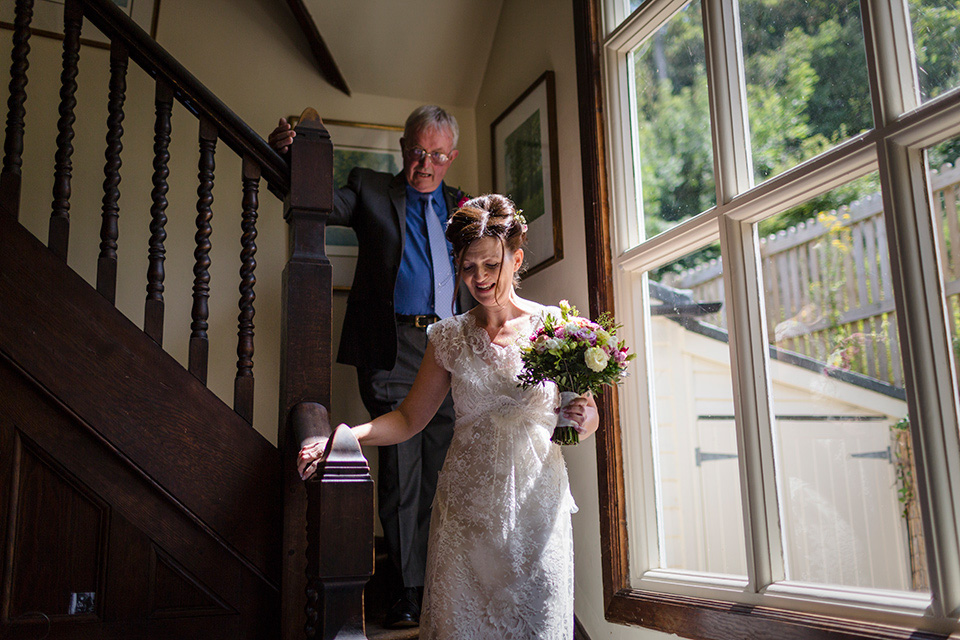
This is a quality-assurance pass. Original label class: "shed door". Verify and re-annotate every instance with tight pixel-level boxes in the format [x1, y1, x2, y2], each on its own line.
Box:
[775, 418, 911, 590]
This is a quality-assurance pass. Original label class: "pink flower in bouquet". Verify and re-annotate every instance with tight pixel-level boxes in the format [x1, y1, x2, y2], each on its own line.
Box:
[614, 346, 629, 365]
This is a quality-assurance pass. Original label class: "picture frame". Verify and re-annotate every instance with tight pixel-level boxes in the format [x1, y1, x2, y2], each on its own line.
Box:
[491, 70, 563, 278]
[318, 118, 404, 291]
[1, 0, 161, 48]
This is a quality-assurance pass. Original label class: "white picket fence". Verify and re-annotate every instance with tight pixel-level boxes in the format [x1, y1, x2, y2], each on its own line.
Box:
[665, 160, 960, 387]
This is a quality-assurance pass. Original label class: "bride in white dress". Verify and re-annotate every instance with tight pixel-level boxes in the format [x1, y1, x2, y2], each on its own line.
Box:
[299, 194, 599, 639]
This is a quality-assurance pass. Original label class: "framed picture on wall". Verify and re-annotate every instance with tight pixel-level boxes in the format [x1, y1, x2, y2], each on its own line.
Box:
[0, 0, 160, 47]
[491, 70, 563, 278]
[322, 118, 404, 291]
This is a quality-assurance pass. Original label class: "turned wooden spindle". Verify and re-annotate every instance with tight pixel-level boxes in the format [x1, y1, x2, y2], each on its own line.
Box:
[234, 156, 260, 424]
[0, 0, 35, 218]
[96, 39, 128, 304]
[144, 81, 173, 345]
[189, 118, 217, 384]
[49, 0, 83, 261]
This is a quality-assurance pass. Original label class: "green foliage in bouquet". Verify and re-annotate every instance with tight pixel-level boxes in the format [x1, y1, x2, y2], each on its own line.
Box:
[517, 300, 635, 445]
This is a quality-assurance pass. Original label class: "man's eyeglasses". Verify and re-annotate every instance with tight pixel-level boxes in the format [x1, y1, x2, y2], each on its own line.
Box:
[404, 146, 453, 165]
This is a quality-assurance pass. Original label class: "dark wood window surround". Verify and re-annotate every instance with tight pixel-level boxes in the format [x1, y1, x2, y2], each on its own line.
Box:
[571, 0, 949, 638]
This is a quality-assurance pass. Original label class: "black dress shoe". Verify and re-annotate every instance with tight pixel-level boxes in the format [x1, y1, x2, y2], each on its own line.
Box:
[383, 586, 421, 628]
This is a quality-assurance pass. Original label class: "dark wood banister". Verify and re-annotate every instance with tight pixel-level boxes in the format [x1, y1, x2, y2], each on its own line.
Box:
[78, 0, 290, 196]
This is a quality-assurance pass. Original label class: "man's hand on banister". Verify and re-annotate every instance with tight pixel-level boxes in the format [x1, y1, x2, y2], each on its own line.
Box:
[268, 117, 296, 154]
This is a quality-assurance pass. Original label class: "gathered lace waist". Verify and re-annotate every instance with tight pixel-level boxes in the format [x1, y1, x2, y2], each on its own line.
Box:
[455, 394, 554, 431]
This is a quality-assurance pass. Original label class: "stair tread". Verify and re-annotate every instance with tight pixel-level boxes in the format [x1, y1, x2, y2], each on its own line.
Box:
[366, 624, 419, 640]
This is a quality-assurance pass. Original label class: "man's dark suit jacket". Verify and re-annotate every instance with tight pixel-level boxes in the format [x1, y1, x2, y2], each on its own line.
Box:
[331, 167, 467, 371]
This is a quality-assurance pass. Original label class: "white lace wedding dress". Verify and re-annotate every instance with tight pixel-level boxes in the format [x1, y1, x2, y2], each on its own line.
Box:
[420, 307, 577, 640]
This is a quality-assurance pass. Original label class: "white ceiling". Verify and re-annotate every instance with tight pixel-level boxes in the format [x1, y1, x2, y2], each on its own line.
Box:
[300, 0, 505, 107]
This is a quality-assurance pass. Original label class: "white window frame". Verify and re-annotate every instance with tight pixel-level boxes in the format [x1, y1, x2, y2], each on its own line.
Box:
[601, 0, 960, 633]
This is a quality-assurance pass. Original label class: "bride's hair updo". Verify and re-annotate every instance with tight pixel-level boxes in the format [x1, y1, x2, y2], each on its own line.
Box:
[445, 194, 528, 292]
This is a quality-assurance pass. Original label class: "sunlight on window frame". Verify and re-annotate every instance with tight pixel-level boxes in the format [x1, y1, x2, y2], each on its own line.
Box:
[599, 0, 960, 633]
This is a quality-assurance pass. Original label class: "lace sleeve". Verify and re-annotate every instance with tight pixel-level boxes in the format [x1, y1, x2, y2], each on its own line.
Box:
[427, 315, 461, 372]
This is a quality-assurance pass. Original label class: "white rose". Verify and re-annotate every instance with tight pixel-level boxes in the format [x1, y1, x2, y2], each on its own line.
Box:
[545, 338, 562, 351]
[584, 346, 609, 372]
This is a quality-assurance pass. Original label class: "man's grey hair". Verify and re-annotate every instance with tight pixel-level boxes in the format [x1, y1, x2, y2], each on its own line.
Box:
[405, 105, 459, 149]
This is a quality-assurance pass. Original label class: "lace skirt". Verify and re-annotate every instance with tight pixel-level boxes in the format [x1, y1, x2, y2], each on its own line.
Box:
[418, 414, 576, 640]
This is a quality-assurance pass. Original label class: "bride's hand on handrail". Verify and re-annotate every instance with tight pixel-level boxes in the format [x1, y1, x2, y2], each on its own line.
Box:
[297, 433, 331, 480]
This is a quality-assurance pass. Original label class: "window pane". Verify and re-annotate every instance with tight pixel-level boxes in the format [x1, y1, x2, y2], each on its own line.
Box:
[909, 0, 960, 102]
[757, 177, 928, 592]
[929, 136, 960, 430]
[631, 1, 716, 240]
[647, 245, 746, 576]
[740, 0, 873, 183]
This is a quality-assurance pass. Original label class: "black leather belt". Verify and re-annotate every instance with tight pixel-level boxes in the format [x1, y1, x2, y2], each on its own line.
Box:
[396, 313, 440, 329]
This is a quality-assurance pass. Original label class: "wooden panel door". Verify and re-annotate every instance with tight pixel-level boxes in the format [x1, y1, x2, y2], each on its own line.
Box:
[0, 358, 278, 638]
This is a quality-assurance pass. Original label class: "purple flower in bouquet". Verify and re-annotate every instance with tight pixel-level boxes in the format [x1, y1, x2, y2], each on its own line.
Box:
[517, 300, 635, 445]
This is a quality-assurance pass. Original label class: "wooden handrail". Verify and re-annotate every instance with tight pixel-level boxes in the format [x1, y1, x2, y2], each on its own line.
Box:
[291, 401, 333, 446]
[79, 0, 290, 196]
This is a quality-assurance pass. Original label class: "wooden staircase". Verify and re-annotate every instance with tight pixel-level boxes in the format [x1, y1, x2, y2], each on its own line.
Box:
[0, 0, 373, 638]
[0, 209, 280, 638]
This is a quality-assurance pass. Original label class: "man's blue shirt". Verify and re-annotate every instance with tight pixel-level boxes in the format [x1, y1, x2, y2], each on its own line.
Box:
[395, 183, 456, 315]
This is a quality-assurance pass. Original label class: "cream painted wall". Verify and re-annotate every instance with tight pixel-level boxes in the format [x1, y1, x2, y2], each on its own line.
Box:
[0, 0, 478, 449]
[475, 0, 671, 637]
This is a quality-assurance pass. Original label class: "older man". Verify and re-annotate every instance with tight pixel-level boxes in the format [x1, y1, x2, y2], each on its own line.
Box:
[271, 105, 467, 628]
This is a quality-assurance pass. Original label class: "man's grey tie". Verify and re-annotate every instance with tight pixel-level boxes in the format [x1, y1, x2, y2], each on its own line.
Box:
[423, 194, 454, 319]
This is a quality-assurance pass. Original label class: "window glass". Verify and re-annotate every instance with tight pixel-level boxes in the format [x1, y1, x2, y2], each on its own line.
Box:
[909, 0, 960, 102]
[647, 246, 746, 576]
[928, 136, 960, 431]
[631, 0, 716, 241]
[740, 0, 873, 183]
[757, 177, 928, 592]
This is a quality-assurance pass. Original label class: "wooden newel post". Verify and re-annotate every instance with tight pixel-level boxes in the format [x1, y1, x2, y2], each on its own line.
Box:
[279, 107, 334, 640]
[305, 425, 373, 640]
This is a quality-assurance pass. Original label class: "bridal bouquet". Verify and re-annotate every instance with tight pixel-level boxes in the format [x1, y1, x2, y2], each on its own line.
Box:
[517, 300, 634, 445]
